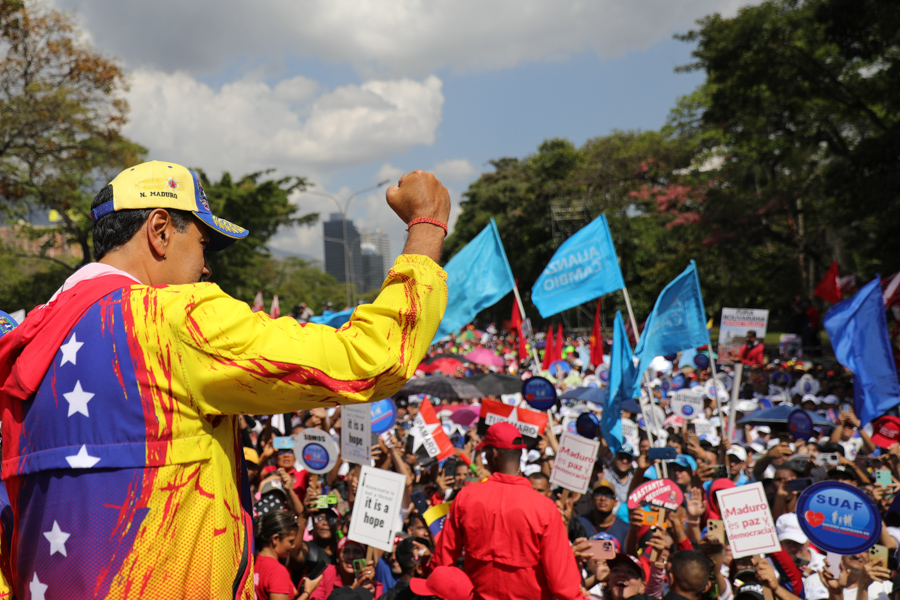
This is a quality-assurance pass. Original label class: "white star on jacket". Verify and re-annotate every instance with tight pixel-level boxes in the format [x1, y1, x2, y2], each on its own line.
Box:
[64, 381, 94, 418]
[66, 445, 100, 469]
[44, 521, 71, 557]
[409, 414, 442, 457]
[30, 573, 48, 600]
[59, 332, 83, 366]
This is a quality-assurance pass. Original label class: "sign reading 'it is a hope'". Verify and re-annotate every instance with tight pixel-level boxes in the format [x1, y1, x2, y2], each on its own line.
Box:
[531, 214, 625, 318]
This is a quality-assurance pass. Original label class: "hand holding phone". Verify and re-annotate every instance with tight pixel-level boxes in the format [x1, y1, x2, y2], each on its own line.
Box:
[585, 539, 617, 560]
[707, 519, 725, 544]
[876, 469, 893, 488]
[273, 436, 294, 450]
[869, 544, 888, 567]
[353, 558, 368, 577]
[788, 477, 813, 494]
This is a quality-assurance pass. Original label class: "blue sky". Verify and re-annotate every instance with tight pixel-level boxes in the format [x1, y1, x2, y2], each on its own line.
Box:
[53, 0, 753, 263]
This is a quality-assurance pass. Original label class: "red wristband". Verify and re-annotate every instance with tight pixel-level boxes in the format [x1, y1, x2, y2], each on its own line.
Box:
[407, 217, 448, 236]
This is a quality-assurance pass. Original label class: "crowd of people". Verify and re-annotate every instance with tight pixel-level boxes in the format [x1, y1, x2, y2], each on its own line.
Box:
[3, 160, 897, 600]
[243, 320, 900, 600]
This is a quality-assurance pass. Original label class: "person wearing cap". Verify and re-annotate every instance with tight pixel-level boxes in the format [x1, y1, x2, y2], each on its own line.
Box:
[830, 404, 875, 460]
[775, 513, 829, 600]
[409, 565, 474, 600]
[603, 553, 649, 600]
[603, 444, 637, 504]
[726, 446, 752, 486]
[576, 480, 630, 545]
[0, 162, 450, 599]
[431, 422, 585, 599]
[310, 538, 382, 599]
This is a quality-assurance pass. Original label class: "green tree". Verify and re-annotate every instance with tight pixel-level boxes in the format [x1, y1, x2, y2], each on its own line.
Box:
[675, 0, 900, 298]
[268, 257, 351, 315]
[0, 0, 146, 267]
[198, 170, 318, 302]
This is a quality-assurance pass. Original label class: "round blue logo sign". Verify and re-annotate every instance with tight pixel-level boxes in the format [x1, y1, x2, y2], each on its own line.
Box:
[0, 310, 18, 337]
[787, 408, 814, 441]
[681, 405, 694, 417]
[796, 481, 881, 555]
[370, 398, 398, 435]
[576, 412, 600, 439]
[302, 443, 330, 471]
[522, 376, 558, 411]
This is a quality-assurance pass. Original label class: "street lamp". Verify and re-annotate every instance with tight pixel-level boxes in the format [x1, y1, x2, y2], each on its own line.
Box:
[302, 179, 391, 307]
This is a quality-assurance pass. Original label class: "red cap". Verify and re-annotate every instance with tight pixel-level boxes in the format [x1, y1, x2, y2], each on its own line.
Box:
[409, 566, 474, 600]
[871, 416, 900, 448]
[476, 422, 526, 450]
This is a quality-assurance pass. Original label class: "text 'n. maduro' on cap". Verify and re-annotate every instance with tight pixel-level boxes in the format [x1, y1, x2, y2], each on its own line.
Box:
[90, 160, 249, 251]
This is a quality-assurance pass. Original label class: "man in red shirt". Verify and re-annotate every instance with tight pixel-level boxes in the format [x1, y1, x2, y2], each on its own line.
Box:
[739, 330, 765, 366]
[431, 423, 585, 600]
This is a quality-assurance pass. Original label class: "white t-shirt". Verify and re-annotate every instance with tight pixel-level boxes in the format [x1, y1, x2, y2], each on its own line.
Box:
[803, 548, 829, 600]
[843, 580, 892, 600]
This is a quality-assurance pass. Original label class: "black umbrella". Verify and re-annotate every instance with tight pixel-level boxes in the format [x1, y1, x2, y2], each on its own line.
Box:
[463, 373, 523, 396]
[399, 376, 483, 400]
[737, 405, 834, 428]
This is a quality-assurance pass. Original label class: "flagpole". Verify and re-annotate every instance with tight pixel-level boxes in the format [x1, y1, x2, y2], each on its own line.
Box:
[621, 286, 640, 342]
[511, 283, 542, 367]
[621, 286, 668, 478]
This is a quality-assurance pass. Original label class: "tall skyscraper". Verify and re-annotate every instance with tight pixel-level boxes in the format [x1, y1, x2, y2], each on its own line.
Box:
[360, 228, 391, 276]
[361, 243, 385, 293]
[323, 213, 363, 295]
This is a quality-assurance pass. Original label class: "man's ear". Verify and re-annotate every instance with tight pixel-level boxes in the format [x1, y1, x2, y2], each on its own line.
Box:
[146, 209, 172, 258]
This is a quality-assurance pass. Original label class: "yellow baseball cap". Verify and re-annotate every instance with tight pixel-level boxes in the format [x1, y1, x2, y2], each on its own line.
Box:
[90, 160, 249, 251]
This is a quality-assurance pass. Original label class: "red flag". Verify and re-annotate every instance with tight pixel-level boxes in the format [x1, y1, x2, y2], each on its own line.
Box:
[814, 261, 842, 304]
[510, 293, 527, 361]
[541, 325, 554, 370]
[269, 295, 281, 318]
[251, 291, 264, 312]
[590, 300, 604, 366]
[409, 398, 455, 463]
[554, 324, 564, 362]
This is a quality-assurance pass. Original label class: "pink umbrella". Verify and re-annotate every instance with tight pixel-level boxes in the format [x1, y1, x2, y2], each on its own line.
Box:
[464, 348, 505, 367]
[449, 407, 480, 429]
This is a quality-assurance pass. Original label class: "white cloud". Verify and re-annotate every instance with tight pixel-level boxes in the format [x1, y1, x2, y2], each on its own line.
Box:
[55, 0, 758, 77]
[270, 181, 468, 264]
[123, 71, 443, 180]
[432, 159, 476, 182]
[375, 163, 405, 185]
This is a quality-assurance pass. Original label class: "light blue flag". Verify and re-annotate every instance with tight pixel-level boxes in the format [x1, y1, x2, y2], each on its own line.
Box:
[433, 219, 515, 342]
[824, 276, 900, 427]
[310, 308, 355, 329]
[603, 312, 636, 454]
[531, 214, 625, 318]
[630, 261, 710, 398]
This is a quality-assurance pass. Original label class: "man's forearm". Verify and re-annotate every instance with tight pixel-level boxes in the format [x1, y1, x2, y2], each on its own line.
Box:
[402, 224, 445, 264]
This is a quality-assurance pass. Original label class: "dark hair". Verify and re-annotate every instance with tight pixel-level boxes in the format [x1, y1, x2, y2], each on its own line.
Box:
[528, 472, 550, 484]
[91, 184, 194, 260]
[669, 550, 712, 594]
[494, 447, 523, 463]
[395, 536, 432, 575]
[254, 510, 298, 550]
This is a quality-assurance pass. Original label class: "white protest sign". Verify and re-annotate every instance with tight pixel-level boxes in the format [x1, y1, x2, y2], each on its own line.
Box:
[550, 431, 600, 494]
[717, 308, 769, 365]
[693, 418, 713, 438]
[341, 404, 371, 465]
[671, 389, 704, 421]
[621, 418, 638, 448]
[716, 482, 780, 558]
[294, 428, 339, 475]
[348, 466, 407, 552]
